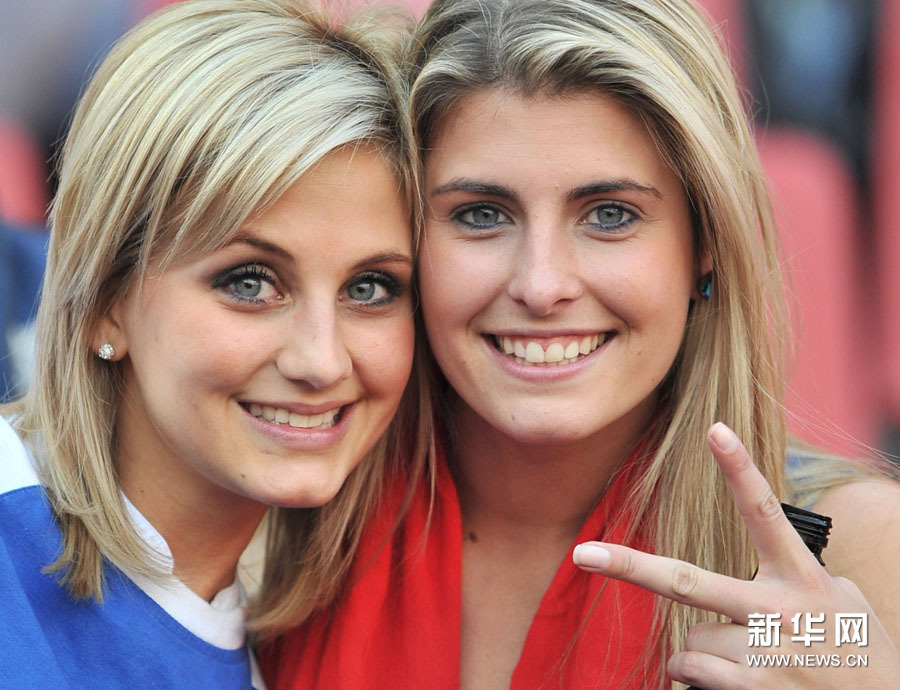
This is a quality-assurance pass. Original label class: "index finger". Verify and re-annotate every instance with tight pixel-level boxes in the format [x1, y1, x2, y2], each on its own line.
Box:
[707, 422, 812, 574]
[573, 541, 757, 622]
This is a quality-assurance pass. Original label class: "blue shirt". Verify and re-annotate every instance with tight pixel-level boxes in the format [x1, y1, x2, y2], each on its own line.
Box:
[0, 417, 262, 689]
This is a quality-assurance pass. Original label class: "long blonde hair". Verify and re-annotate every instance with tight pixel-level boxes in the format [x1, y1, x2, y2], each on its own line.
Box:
[3, 0, 432, 635]
[408, 0, 785, 683]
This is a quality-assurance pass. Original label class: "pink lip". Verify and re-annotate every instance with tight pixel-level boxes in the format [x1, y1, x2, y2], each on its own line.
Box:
[483, 334, 613, 381]
[241, 402, 355, 451]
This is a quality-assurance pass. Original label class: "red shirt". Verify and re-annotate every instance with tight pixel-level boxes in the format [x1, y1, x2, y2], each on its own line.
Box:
[261, 444, 658, 689]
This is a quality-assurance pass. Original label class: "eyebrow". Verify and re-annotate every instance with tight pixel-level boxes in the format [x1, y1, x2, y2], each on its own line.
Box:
[235, 236, 294, 261]
[234, 237, 411, 270]
[430, 179, 519, 202]
[567, 180, 662, 202]
[430, 177, 662, 202]
[351, 251, 413, 270]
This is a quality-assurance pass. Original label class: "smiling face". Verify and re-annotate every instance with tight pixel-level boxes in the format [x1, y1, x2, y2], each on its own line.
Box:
[421, 90, 700, 446]
[102, 147, 414, 514]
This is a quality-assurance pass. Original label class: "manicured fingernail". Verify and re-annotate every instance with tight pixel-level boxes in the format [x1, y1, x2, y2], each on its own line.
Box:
[709, 422, 738, 452]
[573, 543, 611, 569]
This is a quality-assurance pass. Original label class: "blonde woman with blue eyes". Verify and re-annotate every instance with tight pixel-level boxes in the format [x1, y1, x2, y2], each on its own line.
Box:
[0, 1, 432, 687]
[264, 0, 900, 688]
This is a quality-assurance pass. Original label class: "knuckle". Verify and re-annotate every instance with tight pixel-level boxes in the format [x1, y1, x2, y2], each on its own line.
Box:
[733, 450, 754, 473]
[752, 490, 782, 523]
[670, 563, 701, 601]
[618, 549, 638, 580]
[671, 651, 705, 685]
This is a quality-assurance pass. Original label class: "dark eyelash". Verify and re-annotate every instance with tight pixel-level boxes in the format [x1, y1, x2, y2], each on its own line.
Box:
[353, 270, 405, 301]
[587, 202, 638, 228]
[212, 264, 272, 286]
[211, 263, 277, 304]
[451, 203, 507, 228]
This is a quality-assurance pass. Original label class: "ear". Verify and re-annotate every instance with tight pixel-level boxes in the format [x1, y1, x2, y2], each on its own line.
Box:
[691, 249, 714, 301]
[90, 299, 129, 361]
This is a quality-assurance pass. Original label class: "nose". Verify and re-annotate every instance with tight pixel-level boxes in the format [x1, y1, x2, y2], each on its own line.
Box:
[506, 225, 583, 315]
[276, 302, 352, 389]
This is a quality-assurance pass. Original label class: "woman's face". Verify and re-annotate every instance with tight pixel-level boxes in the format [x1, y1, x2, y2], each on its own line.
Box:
[106, 147, 414, 512]
[421, 90, 700, 445]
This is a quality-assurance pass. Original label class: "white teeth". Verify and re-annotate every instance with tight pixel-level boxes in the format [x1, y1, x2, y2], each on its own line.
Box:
[288, 413, 308, 428]
[250, 404, 340, 429]
[496, 333, 608, 367]
[525, 342, 545, 363]
[544, 342, 565, 362]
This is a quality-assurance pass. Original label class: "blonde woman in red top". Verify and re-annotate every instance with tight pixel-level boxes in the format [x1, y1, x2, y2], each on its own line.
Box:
[262, 1, 900, 687]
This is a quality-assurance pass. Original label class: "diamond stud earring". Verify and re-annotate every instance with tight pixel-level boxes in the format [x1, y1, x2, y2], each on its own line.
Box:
[97, 343, 115, 360]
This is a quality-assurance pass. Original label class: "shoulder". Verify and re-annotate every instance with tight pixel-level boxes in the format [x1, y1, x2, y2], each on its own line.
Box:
[0, 415, 40, 496]
[813, 475, 900, 645]
[813, 474, 900, 552]
[813, 476, 900, 561]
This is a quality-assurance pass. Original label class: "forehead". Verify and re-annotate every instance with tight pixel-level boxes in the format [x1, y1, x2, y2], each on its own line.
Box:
[427, 89, 679, 191]
[142, 147, 410, 286]
[162, 145, 407, 259]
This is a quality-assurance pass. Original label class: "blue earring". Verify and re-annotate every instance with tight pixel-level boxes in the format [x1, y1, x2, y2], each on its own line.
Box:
[698, 272, 712, 299]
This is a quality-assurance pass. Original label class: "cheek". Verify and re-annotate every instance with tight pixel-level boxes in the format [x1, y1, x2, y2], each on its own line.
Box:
[601, 243, 695, 321]
[419, 236, 498, 327]
[144, 308, 270, 394]
[349, 316, 415, 400]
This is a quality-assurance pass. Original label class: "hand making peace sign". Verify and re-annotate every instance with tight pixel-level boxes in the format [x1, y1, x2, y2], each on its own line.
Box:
[573, 423, 900, 689]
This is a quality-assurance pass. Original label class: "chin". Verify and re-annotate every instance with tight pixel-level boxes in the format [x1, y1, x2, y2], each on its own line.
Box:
[257, 476, 348, 510]
[498, 418, 595, 447]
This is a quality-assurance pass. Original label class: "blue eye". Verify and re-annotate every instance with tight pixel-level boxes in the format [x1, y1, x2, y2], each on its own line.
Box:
[347, 280, 383, 302]
[585, 203, 637, 233]
[233, 276, 263, 298]
[344, 271, 403, 307]
[453, 204, 511, 230]
[213, 264, 280, 304]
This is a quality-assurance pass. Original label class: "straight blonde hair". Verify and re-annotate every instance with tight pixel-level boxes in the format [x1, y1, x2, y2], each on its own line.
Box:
[408, 0, 786, 684]
[3, 0, 433, 636]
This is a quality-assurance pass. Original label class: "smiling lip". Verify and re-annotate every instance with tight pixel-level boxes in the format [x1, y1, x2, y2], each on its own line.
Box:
[484, 330, 615, 380]
[240, 400, 356, 450]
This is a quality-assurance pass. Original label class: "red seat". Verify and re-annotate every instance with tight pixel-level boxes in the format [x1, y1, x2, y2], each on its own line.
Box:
[0, 118, 48, 225]
[873, 0, 900, 423]
[757, 128, 877, 456]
